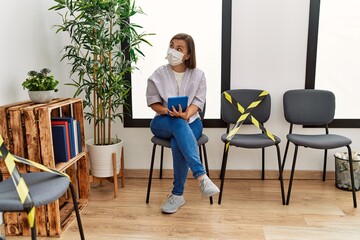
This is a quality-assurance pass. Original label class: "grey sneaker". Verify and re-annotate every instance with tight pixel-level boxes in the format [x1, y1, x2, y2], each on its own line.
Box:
[161, 194, 185, 214]
[199, 175, 220, 197]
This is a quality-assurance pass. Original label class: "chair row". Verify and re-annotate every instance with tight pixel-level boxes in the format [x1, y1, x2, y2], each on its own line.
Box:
[146, 89, 357, 208]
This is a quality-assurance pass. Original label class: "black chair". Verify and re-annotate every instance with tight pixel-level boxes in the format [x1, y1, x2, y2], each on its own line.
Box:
[146, 104, 213, 204]
[282, 89, 357, 207]
[218, 89, 285, 205]
[0, 135, 85, 240]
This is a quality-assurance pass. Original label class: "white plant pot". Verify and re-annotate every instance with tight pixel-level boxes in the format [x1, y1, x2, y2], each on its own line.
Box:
[86, 138, 123, 178]
[28, 90, 54, 103]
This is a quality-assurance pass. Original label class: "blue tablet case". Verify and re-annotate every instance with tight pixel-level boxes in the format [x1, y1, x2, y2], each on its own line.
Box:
[168, 96, 188, 111]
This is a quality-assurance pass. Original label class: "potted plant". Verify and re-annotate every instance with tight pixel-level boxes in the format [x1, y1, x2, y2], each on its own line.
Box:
[22, 68, 59, 103]
[50, 0, 152, 178]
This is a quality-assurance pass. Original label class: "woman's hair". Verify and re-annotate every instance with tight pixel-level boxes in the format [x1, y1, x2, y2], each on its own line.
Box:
[171, 33, 196, 69]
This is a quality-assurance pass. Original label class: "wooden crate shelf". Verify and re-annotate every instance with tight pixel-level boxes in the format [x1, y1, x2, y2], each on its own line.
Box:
[0, 98, 89, 237]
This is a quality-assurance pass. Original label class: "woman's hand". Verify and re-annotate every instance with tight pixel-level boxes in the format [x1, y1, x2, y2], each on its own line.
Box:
[168, 104, 189, 121]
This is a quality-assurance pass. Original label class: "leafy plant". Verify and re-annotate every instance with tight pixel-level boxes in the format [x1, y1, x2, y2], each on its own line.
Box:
[22, 68, 59, 92]
[50, 0, 152, 145]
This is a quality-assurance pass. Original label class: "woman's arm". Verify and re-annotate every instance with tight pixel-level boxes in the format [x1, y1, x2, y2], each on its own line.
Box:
[150, 102, 169, 115]
[150, 102, 198, 121]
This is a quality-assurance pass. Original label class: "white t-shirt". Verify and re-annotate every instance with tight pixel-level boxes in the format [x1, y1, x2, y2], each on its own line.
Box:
[172, 70, 184, 91]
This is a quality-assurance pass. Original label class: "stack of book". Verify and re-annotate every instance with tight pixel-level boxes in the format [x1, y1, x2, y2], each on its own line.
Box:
[51, 117, 82, 163]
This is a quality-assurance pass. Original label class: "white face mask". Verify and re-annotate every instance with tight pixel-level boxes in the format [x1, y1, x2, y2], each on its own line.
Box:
[166, 47, 184, 66]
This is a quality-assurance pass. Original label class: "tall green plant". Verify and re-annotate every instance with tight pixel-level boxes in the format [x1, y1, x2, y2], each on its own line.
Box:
[50, 0, 152, 145]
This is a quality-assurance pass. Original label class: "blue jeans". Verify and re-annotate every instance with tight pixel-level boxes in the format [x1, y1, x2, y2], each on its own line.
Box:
[150, 115, 206, 196]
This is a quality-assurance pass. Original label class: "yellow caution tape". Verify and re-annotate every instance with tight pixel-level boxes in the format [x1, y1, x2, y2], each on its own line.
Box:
[223, 91, 277, 147]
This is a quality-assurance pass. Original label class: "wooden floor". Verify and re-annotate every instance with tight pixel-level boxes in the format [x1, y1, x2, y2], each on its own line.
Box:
[7, 177, 360, 240]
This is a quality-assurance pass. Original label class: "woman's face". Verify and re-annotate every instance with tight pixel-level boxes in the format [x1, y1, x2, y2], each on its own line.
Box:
[170, 39, 189, 61]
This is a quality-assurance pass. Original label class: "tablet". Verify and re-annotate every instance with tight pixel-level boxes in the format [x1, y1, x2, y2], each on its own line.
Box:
[168, 96, 188, 111]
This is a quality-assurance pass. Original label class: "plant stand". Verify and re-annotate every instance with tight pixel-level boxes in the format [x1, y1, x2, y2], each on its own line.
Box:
[88, 146, 125, 198]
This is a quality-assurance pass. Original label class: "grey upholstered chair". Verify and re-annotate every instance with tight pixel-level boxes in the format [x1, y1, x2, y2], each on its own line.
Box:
[146, 104, 213, 204]
[0, 135, 85, 240]
[282, 89, 357, 207]
[218, 89, 285, 205]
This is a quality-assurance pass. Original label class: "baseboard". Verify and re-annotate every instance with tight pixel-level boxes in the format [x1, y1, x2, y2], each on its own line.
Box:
[123, 169, 335, 180]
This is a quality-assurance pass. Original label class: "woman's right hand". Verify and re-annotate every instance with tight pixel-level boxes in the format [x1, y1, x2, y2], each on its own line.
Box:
[168, 104, 189, 121]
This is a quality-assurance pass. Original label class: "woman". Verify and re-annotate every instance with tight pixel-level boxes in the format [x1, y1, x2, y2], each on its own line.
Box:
[146, 33, 219, 214]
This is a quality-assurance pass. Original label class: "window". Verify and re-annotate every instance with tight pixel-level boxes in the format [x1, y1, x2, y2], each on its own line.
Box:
[124, 0, 231, 127]
[305, 0, 360, 128]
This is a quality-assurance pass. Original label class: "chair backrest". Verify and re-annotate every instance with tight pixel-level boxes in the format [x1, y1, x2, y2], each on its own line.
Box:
[283, 89, 335, 125]
[221, 89, 271, 124]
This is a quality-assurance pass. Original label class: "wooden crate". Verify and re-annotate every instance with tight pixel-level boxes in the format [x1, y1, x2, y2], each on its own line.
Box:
[0, 98, 89, 237]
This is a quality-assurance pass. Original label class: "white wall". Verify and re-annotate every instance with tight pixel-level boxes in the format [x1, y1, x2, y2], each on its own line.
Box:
[1, 0, 359, 173]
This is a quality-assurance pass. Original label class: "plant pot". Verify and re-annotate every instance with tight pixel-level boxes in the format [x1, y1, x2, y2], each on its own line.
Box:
[86, 138, 123, 178]
[28, 90, 54, 103]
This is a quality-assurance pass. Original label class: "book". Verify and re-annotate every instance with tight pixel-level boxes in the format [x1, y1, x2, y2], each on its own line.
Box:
[51, 125, 69, 163]
[51, 120, 71, 161]
[76, 121, 82, 152]
[52, 117, 76, 158]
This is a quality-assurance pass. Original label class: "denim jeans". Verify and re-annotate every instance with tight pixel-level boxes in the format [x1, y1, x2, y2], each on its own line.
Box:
[150, 115, 206, 196]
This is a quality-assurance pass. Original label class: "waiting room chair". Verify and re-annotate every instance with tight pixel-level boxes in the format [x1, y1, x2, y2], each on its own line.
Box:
[218, 89, 285, 205]
[146, 104, 213, 204]
[0, 135, 85, 239]
[282, 89, 357, 207]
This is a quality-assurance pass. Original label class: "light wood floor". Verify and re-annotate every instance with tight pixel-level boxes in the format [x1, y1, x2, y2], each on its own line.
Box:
[7, 177, 360, 240]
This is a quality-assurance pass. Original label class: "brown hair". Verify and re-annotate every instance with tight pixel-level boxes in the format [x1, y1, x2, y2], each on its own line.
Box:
[171, 33, 196, 69]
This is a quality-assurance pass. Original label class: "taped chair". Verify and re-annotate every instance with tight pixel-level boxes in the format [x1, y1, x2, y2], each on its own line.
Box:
[282, 89, 357, 207]
[146, 104, 213, 204]
[0, 135, 85, 239]
[218, 89, 285, 205]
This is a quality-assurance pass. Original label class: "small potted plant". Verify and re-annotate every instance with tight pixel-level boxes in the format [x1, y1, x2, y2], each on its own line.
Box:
[22, 68, 59, 103]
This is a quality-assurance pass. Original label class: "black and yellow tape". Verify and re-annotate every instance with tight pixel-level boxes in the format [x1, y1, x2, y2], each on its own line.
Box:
[0, 135, 69, 228]
[223, 91, 277, 151]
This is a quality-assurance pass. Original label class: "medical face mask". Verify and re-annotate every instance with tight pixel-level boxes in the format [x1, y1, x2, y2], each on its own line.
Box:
[166, 48, 184, 66]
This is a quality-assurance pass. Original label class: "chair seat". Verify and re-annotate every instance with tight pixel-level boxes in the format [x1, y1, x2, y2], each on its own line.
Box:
[151, 134, 209, 148]
[221, 133, 281, 148]
[0, 172, 70, 211]
[287, 134, 352, 149]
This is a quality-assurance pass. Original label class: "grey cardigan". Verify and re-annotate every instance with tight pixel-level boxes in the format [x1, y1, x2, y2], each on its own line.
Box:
[146, 64, 207, 123]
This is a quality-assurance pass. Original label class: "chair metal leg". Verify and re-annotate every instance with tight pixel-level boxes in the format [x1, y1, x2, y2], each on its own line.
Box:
[199, 146, 203, 164]
[201, 144, 213, 204]
[219, 144, 228, 180]
[30, 218, 36, 240]
[69, 183, 85, 240]
[218, 145, 230, 205]
[160, 146, 164, 179]
[281, 139, 290, 173]
[276, 144, 285, 205]
[146, 144, 157, 204]
[262, 148, 265, 180]
[346, 145, 357, 208]
[286, 145, 298, 205]
[322, 149, 328, 181]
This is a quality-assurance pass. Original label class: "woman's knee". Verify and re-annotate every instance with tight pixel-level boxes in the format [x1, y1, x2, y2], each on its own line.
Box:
[171, 118, 188, 129]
